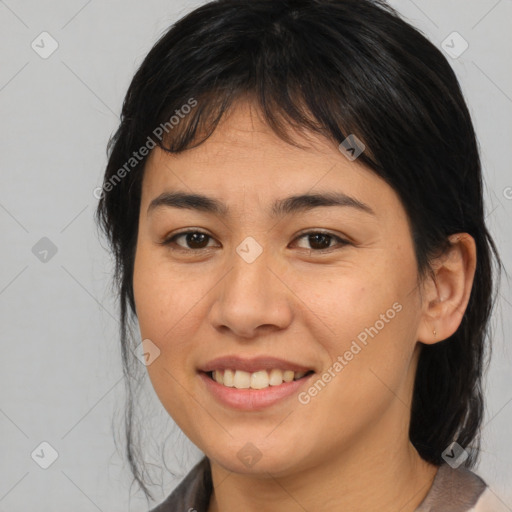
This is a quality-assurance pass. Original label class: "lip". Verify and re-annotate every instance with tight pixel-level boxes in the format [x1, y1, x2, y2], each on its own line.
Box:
[199, 355, 313, 374]
[199, 370, 314, 411]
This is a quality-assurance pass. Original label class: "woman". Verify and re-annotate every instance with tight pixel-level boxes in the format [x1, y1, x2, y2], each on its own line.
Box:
[95, 0, 507, 510]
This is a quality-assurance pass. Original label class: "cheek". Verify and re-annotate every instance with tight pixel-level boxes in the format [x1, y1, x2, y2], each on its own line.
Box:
[132, 245, 205, 427]
[133, 241, 205, 341]
[300, 255, 420, 388]
[299, 265, 404, 346]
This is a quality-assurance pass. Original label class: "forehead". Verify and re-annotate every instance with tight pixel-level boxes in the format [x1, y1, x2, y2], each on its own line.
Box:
[140, 100, 402, 223]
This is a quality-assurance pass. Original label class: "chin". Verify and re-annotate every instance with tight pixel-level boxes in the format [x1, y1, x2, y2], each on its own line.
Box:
[205, 438, 310, 477]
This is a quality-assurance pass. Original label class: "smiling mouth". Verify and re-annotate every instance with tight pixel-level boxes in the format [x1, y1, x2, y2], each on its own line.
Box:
[207, 369, 315, 390]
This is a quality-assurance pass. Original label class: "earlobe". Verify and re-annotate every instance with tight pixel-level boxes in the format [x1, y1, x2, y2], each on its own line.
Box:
[417, 233, 477, 345]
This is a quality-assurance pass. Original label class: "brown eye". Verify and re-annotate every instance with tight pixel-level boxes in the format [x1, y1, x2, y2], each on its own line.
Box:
[306, 233, 334, 250]
[161, 230, 217, 250]
[293, 231, 349, 251]
[160, 229, 349, 253]
[180, 232, 210, 249]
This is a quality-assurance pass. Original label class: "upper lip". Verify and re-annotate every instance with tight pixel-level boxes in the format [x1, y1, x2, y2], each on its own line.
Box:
[199, 356, 314, 374]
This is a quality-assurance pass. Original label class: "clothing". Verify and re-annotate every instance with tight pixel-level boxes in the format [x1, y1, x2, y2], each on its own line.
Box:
[149, 456, 510, 511]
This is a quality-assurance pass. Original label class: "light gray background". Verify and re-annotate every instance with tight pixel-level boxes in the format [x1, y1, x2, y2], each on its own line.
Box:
[1, 0, 511, 510]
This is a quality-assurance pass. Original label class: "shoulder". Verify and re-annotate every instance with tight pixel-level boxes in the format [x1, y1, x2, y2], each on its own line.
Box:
[468, 487, 512, 512]
[149, 456, 212, 512]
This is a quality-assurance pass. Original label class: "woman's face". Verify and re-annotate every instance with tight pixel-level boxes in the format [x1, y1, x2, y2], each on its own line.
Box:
[133, 101, 427, 476]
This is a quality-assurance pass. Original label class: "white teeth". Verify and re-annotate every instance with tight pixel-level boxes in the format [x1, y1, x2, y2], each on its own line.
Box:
[223, 369, 235, 387]
[250, 370, 269, 389]
[269, 368, 284, 386]
[211, 369, 310, 389]
[233, 370, 251, 389]
[283, 370, 295, 382]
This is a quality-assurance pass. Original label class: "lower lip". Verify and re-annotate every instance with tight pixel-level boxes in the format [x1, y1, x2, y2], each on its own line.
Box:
[199, 372, 313, 411]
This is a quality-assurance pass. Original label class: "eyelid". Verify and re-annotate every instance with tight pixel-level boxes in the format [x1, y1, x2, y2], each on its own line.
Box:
[160, 228, 351, 253]
[159, 228, 216, 248]
[293, 228, 350, 243]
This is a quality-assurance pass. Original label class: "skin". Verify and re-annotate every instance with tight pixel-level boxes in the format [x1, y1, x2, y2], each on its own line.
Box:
[133, 100, 477, 512]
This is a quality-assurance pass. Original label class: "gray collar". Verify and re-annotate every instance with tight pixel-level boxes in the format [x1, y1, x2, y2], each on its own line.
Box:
[415, 462, 486, 511]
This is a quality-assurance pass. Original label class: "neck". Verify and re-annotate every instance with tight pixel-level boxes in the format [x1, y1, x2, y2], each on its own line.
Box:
[207, 411, 438, 512]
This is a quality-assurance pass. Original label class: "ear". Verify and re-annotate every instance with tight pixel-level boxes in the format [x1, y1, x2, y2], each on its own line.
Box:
[416, 233, 477, 345]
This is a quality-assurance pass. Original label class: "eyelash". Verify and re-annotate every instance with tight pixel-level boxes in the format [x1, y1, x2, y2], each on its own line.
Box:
[159, 229, 350, 253]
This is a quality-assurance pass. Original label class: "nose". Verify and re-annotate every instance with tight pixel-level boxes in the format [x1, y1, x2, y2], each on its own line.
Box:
[207, 244, 294, 339]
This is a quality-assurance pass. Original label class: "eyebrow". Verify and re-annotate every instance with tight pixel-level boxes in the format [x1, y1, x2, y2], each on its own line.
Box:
[147, 190, 375, 217]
